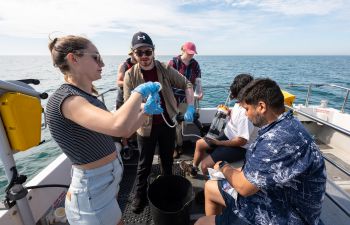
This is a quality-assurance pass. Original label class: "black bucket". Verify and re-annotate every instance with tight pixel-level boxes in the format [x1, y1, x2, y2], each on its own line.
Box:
[148, 175, 194, 225]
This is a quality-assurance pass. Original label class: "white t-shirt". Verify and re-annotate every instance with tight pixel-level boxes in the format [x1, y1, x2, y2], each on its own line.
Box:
[224, 103, 258, 149]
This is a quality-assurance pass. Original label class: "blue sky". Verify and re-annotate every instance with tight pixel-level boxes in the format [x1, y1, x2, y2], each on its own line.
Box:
[0, 0, 349, 55]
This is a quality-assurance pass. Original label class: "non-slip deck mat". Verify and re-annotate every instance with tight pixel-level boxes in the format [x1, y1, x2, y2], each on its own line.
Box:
[118, 163, 186, 225]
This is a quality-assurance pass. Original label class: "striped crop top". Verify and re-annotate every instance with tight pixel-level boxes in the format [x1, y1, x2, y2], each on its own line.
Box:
[46, 84, 116, 165]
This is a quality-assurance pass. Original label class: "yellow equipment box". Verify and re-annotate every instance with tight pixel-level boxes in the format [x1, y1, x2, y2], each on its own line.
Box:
[282, 90, 296, 106]
[0, 92, 41, 151]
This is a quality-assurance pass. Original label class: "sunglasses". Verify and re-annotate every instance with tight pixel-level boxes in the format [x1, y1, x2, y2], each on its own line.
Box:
[90, 53, 104, 65]
[134, 49, 153, 57]
[82, 52, 104, 65]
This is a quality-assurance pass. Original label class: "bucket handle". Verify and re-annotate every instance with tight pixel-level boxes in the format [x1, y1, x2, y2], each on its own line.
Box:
[147, 174, 161, 185]
[182, 191, 195, 209]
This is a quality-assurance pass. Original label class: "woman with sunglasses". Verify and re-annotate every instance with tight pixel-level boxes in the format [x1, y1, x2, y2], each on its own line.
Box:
[46, 35, 161, 225]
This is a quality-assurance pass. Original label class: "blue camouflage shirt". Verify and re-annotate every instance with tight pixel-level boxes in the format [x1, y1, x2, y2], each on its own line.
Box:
[235, 110, 326, 225]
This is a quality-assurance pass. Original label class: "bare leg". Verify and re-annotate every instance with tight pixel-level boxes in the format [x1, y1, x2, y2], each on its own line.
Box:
[194, 215, 216, 225]
[204, 180, 226, 216]
[193, 138, 211, 167]
[200, 155, 215, 176]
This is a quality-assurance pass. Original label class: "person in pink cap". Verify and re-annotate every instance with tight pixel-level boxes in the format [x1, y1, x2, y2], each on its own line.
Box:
[169, 41, 203, 158]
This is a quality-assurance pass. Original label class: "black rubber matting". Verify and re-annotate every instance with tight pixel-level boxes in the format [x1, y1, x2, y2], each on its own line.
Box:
[118, 162, 186, 225]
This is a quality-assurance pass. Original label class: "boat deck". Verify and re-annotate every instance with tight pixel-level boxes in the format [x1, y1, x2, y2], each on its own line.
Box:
[317, 140, 350, 194]
[33, 128, 350, 225]
[115, 135, 350, 225]
[117, 140, 248, 225]
[314, 139, 350, 225]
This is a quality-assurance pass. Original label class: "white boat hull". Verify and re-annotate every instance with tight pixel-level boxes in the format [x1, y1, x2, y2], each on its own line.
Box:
[0, 154, 71, 225]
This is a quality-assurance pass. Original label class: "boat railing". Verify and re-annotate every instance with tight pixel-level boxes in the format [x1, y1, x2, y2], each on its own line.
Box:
[97, 87, 117, 104]
[97, 84, 350, 222]
[285, 104, 350, 176]
[97, 85, 233, 105]
[286, 105, 350, 220]
[98, 83, 350, 112]
[97, 84, 350, 140]
[285, 105, 350, 137]
[287, 83, 350, 113]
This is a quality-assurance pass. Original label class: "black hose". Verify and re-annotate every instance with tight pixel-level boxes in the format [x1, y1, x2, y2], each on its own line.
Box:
[5, 167, 18, 192]
[17, 79, 40, 85]
[26, 184, 69, 189]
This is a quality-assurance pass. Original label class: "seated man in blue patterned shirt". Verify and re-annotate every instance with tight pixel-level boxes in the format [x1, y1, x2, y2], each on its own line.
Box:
[195, 78, 326, 225]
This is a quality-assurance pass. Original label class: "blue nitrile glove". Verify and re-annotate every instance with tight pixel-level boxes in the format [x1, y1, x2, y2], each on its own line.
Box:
[144, 92, 163, 115]
[133, 82, 161, 99]
[184, 104, 195, 122]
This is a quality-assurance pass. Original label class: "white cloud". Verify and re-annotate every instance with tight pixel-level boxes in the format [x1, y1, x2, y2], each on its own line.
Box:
[0, 0, 175, 37]
[0, 0, 254, 39]
[0, 0, 347, 39]
[226, 0, 255, 7]
[225, 0, 344, 15]
[259, 0, 344, 16]
[0, 0, 349, 54]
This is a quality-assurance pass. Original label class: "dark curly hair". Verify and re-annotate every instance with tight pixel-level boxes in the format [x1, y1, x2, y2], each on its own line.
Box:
[229, 73, 254, 100]
[239, 78, 285, 112]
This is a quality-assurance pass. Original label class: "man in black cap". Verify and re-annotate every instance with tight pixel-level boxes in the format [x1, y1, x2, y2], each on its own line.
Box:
[124, 31, 195, 213]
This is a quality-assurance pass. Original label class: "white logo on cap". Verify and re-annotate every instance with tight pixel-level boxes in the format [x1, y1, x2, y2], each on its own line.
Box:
[137, 35, 146, 40]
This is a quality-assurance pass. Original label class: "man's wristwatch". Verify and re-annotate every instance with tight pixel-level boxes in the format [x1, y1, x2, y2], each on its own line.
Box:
[219, 161, 228, 171]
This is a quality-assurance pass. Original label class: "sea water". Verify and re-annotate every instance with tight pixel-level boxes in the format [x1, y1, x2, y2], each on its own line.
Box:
[1, 55, 350, 198]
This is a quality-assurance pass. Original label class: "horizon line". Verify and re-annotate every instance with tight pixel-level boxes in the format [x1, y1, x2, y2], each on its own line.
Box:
[1, 54, 350, 56]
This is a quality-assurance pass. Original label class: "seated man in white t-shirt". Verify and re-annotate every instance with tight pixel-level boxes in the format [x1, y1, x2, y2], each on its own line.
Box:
[180, 74, 258, 177]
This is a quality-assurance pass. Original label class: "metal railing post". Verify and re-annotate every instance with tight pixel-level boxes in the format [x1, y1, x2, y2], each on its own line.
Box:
[97, 88, 117, 105]
[101, 94, 105, 104]
[341, 90, 349, 113]
[305, 84, 312, 107]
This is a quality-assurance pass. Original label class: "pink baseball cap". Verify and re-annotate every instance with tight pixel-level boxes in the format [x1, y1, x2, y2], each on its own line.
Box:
[182, 42, 197, 54]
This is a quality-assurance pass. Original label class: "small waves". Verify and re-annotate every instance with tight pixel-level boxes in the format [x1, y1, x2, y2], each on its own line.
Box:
[0, 55, 349, 198]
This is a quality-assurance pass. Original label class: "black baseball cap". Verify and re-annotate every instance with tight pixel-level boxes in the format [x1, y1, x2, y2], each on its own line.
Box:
[131, 31, 154, 50]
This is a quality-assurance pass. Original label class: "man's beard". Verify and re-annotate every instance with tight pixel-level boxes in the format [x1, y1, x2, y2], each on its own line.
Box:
[252, 113, 268, 128]
[139, 58, 153, 67]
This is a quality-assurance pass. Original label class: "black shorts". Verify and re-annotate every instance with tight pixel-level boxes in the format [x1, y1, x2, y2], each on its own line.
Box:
[203, 133, 229, 148]
[203, 134, 246, 163]
[215, 180, 249, 225]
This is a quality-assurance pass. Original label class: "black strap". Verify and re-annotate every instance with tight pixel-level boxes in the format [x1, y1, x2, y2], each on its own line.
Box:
[172, 56, 179, 70]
